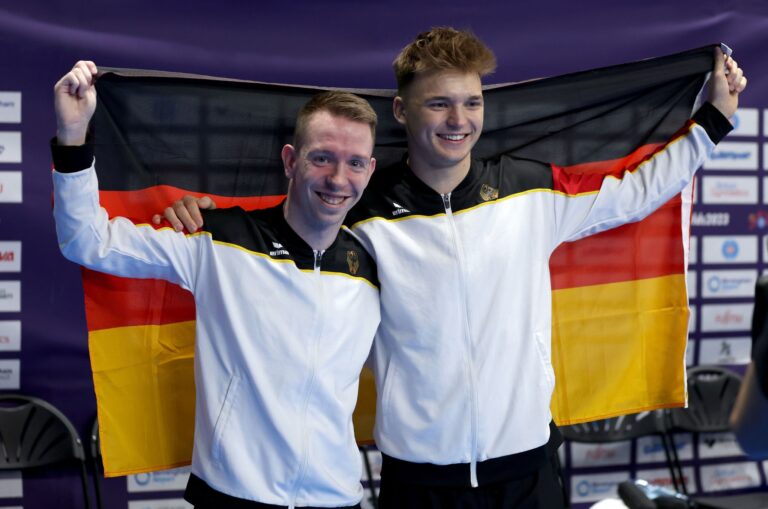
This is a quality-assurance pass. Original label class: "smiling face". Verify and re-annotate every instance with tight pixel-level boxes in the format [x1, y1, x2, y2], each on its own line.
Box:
[282, 110, 376, 239]
[394, 69, 484, 176]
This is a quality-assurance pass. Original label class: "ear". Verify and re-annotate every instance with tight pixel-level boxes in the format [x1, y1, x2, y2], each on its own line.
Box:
[369, 157, 377, 174]
[393, 96, 407, 126]
[281, 144, 298, 179]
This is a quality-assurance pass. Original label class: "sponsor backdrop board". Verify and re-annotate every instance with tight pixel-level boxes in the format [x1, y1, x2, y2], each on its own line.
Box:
[1, 2, 767, 507]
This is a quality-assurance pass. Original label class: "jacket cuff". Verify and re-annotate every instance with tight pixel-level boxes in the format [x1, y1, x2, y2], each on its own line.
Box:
[50, 137, 94, 173]
[692, 102, 733, 145]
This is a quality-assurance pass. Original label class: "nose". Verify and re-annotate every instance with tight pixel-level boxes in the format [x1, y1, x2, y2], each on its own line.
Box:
[446, 106, 465, 129]
[326, 163, 347, 188]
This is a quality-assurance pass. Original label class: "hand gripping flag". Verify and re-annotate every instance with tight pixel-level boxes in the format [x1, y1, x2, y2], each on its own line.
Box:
[87, 46, 714, 475]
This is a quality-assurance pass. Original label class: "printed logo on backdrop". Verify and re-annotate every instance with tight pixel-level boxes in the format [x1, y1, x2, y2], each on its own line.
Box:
[702, 236, 757, 264]
[127, 499, 192, 509]
[636, 467, 696, 494]
[570, 472, 628, 503]
[128, 466, 191, 492]
[703, 142, 758, 170]
[0, 172, 22, 203]
[692, 211, 730, 228]
[687, 270, 697, 299]
[749, 211, 768, 230]
[702, 270, 757, 299]
[700, 304, 752, 333]
[570, 441, 631, 468]
[0, 242, 21, 273]
[0, 281, 20, 312]
[0, 92, 21, 124]
[0, 360, 20, 390]
[0, 321, 21, 352]
[637, 434, 693, 463]
[0, 471, 22, 498]
[698, 432, 746, 459]
[699, 337, 751, 366]
[727, 108, 758, 137]
[699, 462, 761, 493]
[702, 176, 758, 204]
[0, 132, 21, 163]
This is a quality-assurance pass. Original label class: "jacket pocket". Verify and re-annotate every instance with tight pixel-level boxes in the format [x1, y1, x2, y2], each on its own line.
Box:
[379, 357, 398, 430]
[533, 331, 555, 391]
[212, 372, 241, 467]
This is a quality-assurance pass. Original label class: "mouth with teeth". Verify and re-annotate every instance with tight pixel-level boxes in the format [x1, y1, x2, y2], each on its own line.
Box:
[437, 133, 470, 142]
[316, 192, 348, 206]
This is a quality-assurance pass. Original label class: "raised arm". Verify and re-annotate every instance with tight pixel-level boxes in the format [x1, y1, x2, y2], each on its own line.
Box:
[553, 48, 746, 244]
[52, 62, 200, 289]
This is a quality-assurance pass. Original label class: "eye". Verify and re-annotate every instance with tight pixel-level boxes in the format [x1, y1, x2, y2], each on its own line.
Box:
[311, 154, 330, 165]
[348, 159, 368, 171]
[467, 98, 484, 109]
[428, 101, 448, 110]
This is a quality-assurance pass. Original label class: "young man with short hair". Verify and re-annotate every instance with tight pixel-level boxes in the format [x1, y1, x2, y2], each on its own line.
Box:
[164, 28, 747, 508]
[52, 61, 381, 509]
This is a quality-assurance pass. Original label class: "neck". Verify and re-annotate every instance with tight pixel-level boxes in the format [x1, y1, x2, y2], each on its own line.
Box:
[283, 201, 338, 251]
[408, 154, 472, 195]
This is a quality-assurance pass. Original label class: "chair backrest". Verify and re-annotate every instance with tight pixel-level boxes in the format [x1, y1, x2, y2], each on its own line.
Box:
[0, 394, 85, 469]
[561, 411, 662, 443]
[666, 365, 742, 433]
[90, 417, 100, 461]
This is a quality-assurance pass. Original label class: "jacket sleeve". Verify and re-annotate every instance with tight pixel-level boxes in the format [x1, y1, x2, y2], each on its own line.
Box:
[552, 102, 732, 245]
[52, 143, 199, 291]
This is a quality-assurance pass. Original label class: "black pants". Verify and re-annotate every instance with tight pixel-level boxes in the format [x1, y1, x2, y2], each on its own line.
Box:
[378, 454, 566, 509]
[187, 473, 362, 509]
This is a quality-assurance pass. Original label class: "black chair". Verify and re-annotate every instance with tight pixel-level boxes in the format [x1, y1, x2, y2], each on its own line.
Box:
[89, 418, 103, 509]
[561, 412, 676, 499]
[662, 365, 768, 509]
[0, 394, 91, 508]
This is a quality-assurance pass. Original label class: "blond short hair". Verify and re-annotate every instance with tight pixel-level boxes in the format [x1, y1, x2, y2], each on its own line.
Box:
[294, 91, 377, 150]
[393, 27, 497, 94]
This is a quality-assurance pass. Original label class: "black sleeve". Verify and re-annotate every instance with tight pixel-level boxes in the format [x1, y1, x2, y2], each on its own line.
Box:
[50, 138, 94, 173]
[752, 276, 768, 398]
[691, 102, 733, 145]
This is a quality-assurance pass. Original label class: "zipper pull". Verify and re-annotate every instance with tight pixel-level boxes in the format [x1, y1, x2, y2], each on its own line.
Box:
[442, 193, 452, 212]
[313, 250, 324, 271]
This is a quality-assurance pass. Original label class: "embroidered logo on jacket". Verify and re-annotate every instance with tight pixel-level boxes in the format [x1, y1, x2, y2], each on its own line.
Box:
[479, 184, 499, 202]
[346, 250, 360, 275]
[269, 242, 289, 257]
[392, 201, 411, 217]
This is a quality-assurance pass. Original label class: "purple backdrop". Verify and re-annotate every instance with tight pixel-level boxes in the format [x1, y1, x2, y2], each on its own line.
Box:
[1, 1, 767, 507]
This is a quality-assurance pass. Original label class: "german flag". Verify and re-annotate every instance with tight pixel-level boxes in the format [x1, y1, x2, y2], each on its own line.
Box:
[88, 46, 713, 475]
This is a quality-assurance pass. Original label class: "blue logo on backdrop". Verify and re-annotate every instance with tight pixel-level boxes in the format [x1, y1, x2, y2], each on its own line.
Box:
[711, 151, 751, 160]
[576, 479, 615, 497]
[134, 473, 152, 486]
[722, 240, 739, 259]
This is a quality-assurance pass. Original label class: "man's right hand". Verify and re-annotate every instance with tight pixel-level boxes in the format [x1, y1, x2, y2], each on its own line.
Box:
[152, 195, 217, 232]
[54, 61, 98, 146]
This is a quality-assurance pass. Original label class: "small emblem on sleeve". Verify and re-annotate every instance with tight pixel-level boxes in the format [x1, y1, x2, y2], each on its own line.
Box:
[346, 250, 360, 275]
[479, 184, 499, 201]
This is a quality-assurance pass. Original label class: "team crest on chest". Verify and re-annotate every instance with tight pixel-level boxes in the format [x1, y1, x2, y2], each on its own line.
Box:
[479, 184, 499, 202]
[346, 250, 360, 275]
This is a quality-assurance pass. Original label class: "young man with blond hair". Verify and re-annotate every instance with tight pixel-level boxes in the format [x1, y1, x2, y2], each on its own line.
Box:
[164, 27, 747, 508]
[52, 61, 381, 508]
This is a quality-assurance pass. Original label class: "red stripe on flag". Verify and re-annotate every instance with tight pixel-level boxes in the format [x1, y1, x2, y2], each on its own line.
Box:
[550, 195, 684, 290]
[551, 121, 695, 195]
[82, 269, 195, 330]
[99, 186, 285, 225]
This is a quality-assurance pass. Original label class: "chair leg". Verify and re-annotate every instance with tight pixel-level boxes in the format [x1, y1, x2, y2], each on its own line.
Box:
[663, 432, 688, 496]
[91, 457, 103, 509]
[361, 447, 378, 509]
[79, 460, 92, 509]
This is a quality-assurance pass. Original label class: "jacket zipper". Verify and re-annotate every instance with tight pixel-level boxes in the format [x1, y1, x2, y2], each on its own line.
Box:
[441, 194, 479, 488]
[288, 249, 325, 508]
